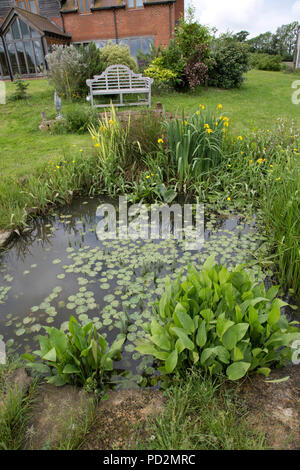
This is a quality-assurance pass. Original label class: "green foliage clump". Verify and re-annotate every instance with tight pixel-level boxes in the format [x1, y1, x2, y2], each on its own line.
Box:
[50, 105, 99, 134]
[144, 57, 178, 91]
[136, 257, 300, 382]
[163, 107, 228, 185]
[23, 315, 125, 393]
[9, 75, 29, 101]
[209, 40, 250, 88]
[99, 42, 138, 73]
[249, 53, 282, 71]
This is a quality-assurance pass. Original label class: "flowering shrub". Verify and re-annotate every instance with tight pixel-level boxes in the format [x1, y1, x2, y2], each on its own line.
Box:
[99, 42, 138, 73]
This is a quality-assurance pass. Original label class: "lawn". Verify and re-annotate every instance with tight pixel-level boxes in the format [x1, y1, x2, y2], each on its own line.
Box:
[1, 69, 299, 179]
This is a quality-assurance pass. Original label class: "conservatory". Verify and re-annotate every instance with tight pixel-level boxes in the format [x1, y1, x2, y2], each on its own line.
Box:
[0, 7, 70, 79]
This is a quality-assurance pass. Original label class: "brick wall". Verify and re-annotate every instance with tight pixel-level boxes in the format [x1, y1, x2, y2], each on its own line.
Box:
[51, 2, 184, 47]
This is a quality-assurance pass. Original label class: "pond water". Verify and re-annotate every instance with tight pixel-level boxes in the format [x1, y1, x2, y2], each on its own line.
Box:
[0, 198, 268, 388]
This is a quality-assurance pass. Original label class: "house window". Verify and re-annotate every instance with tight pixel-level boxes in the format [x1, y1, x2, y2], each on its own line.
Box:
[127, 0, 144, 9]
[78, 0, 91, 13]
[16, 0, 39, 14]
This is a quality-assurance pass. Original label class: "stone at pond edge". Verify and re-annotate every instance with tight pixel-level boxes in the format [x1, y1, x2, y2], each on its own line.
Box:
[6, 368, 33, 394]
[0, 230, 12, 249]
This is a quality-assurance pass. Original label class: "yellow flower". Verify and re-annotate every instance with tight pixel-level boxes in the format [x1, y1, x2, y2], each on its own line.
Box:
[72, 160, 76, 163]
[158, 138, 164, 144]
[79, 149, 83, 152]
[184, 120, 188, 126]
[146, 175, 150, 179]
[217, 104, 223, 109]
[92, 136, 96, 140]
[237, 136, 243, 141]
[199, 104, 205, 110]
[249, 160, 253, 164]
[228, 164, 232, 168]
[206, 128, 213, 134]
[270, 164, 273, 168]
[227, 197, 231, 201]
[224, 121, 229, 127]
[151, 173, 155, 176]
[204, 124, 210, 129]
[56, 165, 60, 169]
[94, 143, 100, 148]
[276, 177, 281, 181]
[257, 158, 264, 164]
[109, 119, 114, 125]
[196, 111, 200, 115]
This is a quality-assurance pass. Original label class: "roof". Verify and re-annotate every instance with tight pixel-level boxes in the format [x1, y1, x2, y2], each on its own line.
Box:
[0, 7, 70, 37]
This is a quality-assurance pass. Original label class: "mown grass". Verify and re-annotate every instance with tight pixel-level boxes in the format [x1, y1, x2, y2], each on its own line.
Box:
[155, 69, 300, 133]
[1, 69, 299, 180]
[136, 370, 267, 450]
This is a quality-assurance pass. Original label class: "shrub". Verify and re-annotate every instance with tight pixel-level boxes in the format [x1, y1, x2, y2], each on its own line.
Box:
[99, 42, 138, 73]
[136, 257, 300, 382]
[144, 57, 178, 91]
[209, 40, 250, 89]
[46, 45, 87, 98]
[249, 53, 282, 71]
[23, 315, 125, 393]
[184, 45, 209, 90]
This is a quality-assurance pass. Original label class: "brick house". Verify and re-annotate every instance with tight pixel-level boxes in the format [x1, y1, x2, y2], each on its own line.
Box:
[0, 0, 184, 79]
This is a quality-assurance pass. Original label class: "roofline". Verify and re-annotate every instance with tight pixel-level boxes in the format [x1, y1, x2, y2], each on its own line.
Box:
[0, 7, 71, 38]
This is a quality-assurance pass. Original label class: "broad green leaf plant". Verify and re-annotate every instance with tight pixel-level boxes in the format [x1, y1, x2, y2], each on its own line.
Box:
[22, 315, 125, 393]
[136, 257, 300, 382]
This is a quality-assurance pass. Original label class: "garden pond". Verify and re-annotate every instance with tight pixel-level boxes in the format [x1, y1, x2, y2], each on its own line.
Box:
[0, 197, 275, 388]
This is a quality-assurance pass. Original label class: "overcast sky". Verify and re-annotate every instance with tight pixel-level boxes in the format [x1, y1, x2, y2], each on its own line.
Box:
[188, 0, 300, 37]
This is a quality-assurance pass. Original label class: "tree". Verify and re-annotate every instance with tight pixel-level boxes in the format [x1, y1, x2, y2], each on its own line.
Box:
[233, 31, 250, 42]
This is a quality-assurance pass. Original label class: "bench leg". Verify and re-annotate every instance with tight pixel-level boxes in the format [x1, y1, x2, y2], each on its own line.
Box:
[91, 92, 94, 108]
[120, 93, 123, 106]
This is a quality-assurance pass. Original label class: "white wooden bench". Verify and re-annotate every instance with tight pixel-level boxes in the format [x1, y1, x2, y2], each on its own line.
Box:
[86, 64, 154, 108]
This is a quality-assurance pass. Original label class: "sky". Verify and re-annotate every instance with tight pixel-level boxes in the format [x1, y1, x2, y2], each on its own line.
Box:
[188, 0, 300, 37]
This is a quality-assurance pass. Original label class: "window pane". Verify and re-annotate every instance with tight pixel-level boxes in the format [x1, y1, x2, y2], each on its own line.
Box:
[33, 40, 44, 70]
[19, 19, 30, 39]
[7, 43, 19, 74]
[5, 28, 13, 41]
[128, 0, 134, 7]
[136, 0, 143, 6]
[24, 41, 36, 73]
[79, 0, 84, 11]
[29, 1, 37, 13]
[16, 41, 27, 74]
[129, 38, 139, 59]
[11, 20, 21, 40]
[84, 0, 90, 11]
[17, 1, 25, 9]
[30, 27, 39, 38]
[0, 43, 9, 76]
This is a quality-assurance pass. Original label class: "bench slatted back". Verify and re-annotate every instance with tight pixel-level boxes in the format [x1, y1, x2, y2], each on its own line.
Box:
[86, 64, 153, 91]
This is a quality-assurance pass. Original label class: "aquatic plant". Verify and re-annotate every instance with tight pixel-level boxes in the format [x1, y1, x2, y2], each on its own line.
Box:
[22, 315, 125, 393]
[136, 256, 300, 382]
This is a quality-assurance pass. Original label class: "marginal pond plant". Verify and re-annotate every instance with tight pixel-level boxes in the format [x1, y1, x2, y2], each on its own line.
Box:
[136, 256, 300, 382]
[22, 315, 125, 393]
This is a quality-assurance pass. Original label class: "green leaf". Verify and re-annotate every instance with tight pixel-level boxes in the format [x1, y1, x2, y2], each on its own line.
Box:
[196, 320, 207, 348]
[62, 364, 80, 374]
[171, 327, 194, 351]
[151, 334, 171, 351]
[165, 349, 178, 373]
[222, 324, 249, 351]
[267, 299, 281, 326]
[21, 353, 35, 362]
[257, 367, 271, 377]
[42, 347, 56, 362]
[226, 362, 250, 381]
[47, 375, 67, 386]
[26, 363, 51, 374]
[174, 303, 195, 334]
[265, 376, 290, 384]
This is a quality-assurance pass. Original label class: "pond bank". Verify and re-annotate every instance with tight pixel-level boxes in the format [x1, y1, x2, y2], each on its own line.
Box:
[2, 364, 299, 449]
